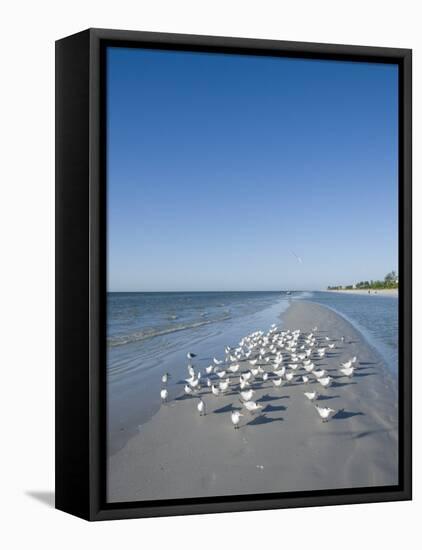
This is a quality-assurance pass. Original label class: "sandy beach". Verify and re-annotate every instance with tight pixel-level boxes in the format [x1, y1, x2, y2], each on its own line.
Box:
[327, 289, 398, 297]
[108, 300, 398, 503]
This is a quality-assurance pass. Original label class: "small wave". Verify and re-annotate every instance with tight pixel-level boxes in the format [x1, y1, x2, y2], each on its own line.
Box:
[108, 315, 231, 347]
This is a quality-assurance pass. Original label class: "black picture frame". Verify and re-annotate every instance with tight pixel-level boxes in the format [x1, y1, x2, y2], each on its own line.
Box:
[55, 28, 412, 521]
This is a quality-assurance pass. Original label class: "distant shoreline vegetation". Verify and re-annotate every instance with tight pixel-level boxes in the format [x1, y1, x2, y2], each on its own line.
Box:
[327, 271, 399, 291]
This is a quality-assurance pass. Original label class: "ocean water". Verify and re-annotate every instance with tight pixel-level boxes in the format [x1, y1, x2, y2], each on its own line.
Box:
[305, 291, 398, 376]
[107, 290, 398, 454]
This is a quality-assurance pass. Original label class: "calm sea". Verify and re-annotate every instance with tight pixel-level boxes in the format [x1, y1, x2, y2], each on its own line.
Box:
[107, 290, 398, 453]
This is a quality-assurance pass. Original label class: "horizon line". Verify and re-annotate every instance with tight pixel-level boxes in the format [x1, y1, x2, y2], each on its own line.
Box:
[107, 289, 321, 293]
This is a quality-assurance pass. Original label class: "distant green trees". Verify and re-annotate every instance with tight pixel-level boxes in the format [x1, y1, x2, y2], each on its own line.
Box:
[327, 271, 398, 291]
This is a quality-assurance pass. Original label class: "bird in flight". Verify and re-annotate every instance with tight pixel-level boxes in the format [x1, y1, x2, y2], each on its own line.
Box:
[290, 250, 303, 264]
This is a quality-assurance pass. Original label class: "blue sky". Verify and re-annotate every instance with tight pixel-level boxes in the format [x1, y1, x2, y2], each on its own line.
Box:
[107, 47, 398, 291]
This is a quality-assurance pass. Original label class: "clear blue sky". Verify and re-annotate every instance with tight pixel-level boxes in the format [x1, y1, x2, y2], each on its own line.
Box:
[107, 47, 398, 292]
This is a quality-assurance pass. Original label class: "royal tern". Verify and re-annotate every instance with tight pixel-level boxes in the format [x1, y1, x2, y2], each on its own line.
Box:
[231, 411, 243, 429]
[315, 405, 336, 422]
[304, 391, 318, 401]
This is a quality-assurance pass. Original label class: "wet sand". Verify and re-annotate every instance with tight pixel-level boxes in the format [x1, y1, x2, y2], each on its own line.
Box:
[108, 301, 398, 503]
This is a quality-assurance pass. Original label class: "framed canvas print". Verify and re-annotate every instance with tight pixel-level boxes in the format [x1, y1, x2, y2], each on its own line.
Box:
[55, 28, 412, 521]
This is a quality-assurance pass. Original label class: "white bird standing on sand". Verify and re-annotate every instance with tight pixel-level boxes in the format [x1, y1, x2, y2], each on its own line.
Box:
[184, 384, 193, 396]
[304, 391, 318, 401]
[219, 379, 230, 392]
[328, 343, 335, 349]
[161, 373, 170, 384]
[304, 363, 315, 373]
[315, 405, 336, 422]
[341, 360, 353, 369]
[197, 398, 206, 416]
[189, 377, 200, 389]
[240, 389, 255, 401]
[216, 370, 226, 379]
[211, 384, 220, 397]
[231, 411, 243, 429]
[285, 372, 295, 383]
[313, 369, 326, 379]
[187, 352, 197, 360]
[262, 372, 268, 382]
[160, 388, 168, 403]
[272, 377, 284, 387]
[213, 357, 223, 365]
[229, 363, 240, 373]
[288, 363, 300, 371]
[340, 366, 354, 377]
[243, 401, 263, 414]
[273, 367, 286, 377]
[318, 376, 332, 389]
[205, 365, 214, 375]
[302, 375, 309, 384]
[239, 378, 250, 390]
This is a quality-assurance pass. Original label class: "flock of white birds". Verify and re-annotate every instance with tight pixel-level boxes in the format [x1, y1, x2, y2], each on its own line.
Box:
[160, 323, 358, 429]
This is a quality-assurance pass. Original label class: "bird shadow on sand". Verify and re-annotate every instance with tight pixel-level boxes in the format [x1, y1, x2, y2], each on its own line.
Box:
[262, 404, 286, 413]
[175, 394, 195, 401]
[353, 372, 376, 378]
[257, 394, 282, 402]
[352, 365, 374, 371]
[213, 403, 242, 414]
[332, 381, 357, 388]
[317, 394, 340, 401]
[251, 382, 271, 390]
[333, 409, 364, 420]
[359, 361, 377, 366]
[246, 414, 283, 426]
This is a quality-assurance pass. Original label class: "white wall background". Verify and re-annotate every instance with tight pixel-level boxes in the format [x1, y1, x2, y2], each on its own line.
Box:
[0, 1, 419, 547]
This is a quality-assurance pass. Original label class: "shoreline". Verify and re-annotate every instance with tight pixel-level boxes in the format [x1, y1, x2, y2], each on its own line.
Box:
[108, 300, 398, 503]
[326, 289, 398, 297]
[107, 296, 287, 454]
